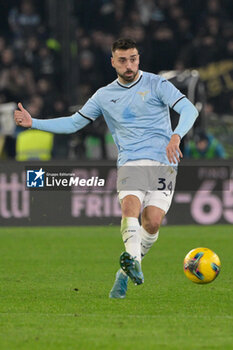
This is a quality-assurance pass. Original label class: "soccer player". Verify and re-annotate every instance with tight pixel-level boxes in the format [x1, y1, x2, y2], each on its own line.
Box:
[14, 38, 199, 299]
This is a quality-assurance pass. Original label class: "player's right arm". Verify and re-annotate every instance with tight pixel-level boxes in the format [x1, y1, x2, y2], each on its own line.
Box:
[14, 92, 102, 134]
[14, 103, 33, 128]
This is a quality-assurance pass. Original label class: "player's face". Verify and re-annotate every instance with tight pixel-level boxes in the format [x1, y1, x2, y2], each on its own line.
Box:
[111, 48, 140, 84]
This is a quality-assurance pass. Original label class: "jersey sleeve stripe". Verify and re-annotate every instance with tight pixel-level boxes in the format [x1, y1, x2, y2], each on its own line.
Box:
[171, 96, 185, 109]
[78, 111, 94, 123]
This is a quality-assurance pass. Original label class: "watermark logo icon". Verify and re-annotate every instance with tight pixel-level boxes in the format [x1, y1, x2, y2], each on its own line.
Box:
[26, 168, 45, 188]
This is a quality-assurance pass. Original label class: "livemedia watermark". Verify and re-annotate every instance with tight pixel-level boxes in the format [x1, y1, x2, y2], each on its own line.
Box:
[25, 164, 231, 191]
[26, 167, 105, 190]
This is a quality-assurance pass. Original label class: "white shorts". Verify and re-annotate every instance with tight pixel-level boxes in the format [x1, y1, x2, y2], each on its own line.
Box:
[118, 159, 177, 214]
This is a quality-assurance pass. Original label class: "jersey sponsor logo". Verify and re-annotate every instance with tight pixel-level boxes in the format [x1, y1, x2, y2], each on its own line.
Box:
[26, 168, 45, 187]
[137, 91, 149, 101]
[110, 98, 120, 103]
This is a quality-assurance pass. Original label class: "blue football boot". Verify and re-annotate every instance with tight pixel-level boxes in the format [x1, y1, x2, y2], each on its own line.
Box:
[109, 269, 129, 299]
[119, 252, 144, 285]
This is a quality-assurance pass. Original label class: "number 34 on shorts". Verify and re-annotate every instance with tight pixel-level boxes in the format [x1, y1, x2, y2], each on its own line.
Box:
[157, 177, 173, 194]
[117, 162, 177, 194]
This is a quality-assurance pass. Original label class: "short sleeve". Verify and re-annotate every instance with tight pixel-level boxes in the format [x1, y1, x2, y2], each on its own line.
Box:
[79, 91, 102, 121]
[156, 78, 185, 109]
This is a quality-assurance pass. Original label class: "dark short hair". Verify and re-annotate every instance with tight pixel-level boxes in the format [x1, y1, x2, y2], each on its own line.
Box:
[111, 38, 138, 53]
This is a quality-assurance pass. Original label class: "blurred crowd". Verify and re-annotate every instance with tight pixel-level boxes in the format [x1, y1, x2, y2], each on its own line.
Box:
[0, 0, 232, 159]
[74, 0, 233, 106]
[0, 0, 67, 118]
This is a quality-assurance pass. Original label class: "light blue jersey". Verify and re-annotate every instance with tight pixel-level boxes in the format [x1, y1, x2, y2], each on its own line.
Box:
[80, 71, 183, 165]
[32, 71, 198, 166]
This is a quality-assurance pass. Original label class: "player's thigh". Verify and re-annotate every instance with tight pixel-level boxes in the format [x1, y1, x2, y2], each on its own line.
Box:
[144, 187, 175, 215]
[142, 181, 175, 233]
[146, 163, 177, 214]
[120, 194, 142, 218]
[141, 205, 165, 234]
[117, 160, 147, 218]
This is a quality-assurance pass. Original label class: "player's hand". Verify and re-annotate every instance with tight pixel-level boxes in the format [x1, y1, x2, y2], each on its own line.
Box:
[166, 134, 183, 164]
[14, 103, 32, 128]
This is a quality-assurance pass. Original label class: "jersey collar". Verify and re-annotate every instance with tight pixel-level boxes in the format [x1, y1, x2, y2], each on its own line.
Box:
[117, 70, 143, 89]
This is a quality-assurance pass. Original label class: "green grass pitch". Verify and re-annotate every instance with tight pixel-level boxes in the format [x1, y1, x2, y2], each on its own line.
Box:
[0, 225, 232, 350]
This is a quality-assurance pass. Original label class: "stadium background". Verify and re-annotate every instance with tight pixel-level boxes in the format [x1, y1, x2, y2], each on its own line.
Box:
[0, 2, 233, 350]
[0, 0, 233, 226]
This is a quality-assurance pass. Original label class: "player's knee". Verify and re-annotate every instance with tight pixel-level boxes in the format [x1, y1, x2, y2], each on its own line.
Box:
[121, 195, 141, 218]
[142, 206, 165, 234]
[142, 212, 163, 234]
[144, 218, 160, 234]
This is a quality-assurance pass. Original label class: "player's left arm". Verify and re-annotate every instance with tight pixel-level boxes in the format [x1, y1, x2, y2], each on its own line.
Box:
[167, 97, 199, 163]
[156, 79, 199, 164]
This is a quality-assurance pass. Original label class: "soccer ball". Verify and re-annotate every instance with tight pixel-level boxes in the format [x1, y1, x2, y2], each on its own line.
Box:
[183, 247, 221, 284]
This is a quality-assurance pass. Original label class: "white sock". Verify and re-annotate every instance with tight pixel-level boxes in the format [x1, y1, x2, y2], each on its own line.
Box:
[140, 226, 159, 259]
[121, 217, 141, 264]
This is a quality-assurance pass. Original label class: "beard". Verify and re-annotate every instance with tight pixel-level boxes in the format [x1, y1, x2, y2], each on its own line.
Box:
[117, 69, 139, 83]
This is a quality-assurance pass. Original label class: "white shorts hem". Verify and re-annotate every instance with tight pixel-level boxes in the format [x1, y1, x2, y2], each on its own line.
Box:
[118, 190, 145, 204]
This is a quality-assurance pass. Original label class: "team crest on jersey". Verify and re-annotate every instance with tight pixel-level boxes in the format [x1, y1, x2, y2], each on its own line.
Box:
[137, 91, 149, 101]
